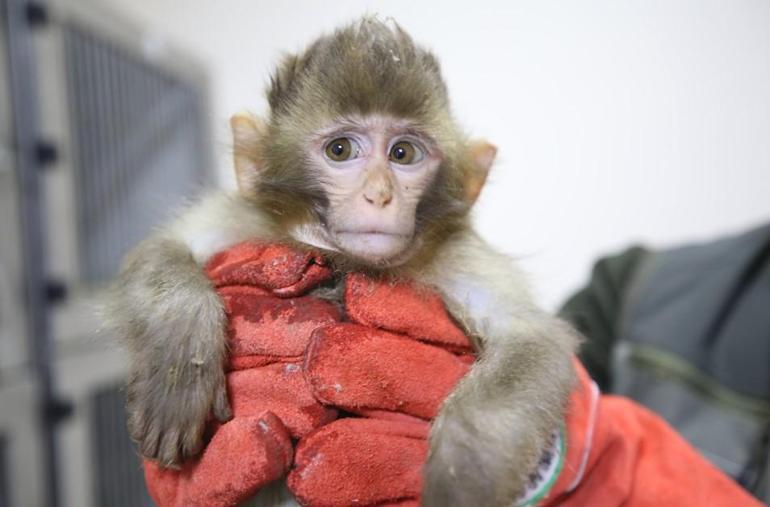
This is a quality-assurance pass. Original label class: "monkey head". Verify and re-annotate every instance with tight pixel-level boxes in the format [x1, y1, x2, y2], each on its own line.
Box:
[232, 18, 496, 270]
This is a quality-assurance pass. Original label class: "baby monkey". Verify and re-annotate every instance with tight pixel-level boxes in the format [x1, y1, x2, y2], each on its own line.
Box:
[107, 18, 578, 507]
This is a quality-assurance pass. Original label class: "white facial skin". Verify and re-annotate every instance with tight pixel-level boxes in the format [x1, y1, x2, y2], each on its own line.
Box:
[290, 115, 443, 265]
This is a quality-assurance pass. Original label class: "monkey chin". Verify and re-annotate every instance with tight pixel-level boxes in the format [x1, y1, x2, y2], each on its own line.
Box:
[333, 231, 413, 265]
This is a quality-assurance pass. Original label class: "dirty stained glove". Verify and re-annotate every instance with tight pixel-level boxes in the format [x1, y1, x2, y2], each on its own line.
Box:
[288, 273, 475, 506]
[144, 413, 293, 507]
[290, 272, 764, 507]
[143, 242, 340, 507]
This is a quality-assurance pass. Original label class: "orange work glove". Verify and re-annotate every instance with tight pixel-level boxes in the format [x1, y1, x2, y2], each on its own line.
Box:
[143, 242, 339, 507]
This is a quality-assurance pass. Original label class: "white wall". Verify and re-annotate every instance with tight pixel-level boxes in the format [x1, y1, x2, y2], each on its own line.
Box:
[100, 0, 770, 309]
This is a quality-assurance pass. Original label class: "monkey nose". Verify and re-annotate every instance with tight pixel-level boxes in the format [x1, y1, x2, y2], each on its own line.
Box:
[362, 167, 395, 207]
[363, 189, 393, 207]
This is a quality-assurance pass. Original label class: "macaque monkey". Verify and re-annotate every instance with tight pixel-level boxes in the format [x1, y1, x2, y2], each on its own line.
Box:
[106, 18, 578, 507]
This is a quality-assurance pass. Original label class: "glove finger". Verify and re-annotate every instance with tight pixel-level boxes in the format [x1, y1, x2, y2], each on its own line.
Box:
[206, 241, 333, 296]
[145, 412, 292, 507]
[355, 410, 430, 425]
[228, 363, 337, 438]
[287, 418, 429, 507]
[345, 273, 473, 352]
[305, 323, 470, 419]
[219, 287, 341, 367]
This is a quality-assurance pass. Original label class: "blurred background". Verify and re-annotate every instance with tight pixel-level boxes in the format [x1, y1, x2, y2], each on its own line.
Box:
[1, 0, 768, 505]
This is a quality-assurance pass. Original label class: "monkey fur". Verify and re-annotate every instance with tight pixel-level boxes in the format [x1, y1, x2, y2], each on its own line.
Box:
[105, 18, 579, 507]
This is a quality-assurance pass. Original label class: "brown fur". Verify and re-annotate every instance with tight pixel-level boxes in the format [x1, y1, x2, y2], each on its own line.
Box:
[105, 236, 231, 467]
[104, 17, 578, 506]
[251, 18, 471, 268]
[418, 230, 579, 506]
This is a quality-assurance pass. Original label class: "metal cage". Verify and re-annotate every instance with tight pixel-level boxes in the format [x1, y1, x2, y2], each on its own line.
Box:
[0, 0, 214, 504]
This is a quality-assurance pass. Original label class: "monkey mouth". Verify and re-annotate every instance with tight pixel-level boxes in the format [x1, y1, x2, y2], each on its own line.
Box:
[336, 229, 408, 238]
[333, 230, 412, 260]
[335, 230, 411, 245]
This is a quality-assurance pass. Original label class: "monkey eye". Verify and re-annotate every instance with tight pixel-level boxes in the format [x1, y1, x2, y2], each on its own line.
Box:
[389, 141, 423, 165]
[324, 137, 360, 162]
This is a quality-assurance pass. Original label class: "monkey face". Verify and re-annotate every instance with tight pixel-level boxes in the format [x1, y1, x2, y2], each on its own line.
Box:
[293, 114, 442, 265]
[231, 19, 497, 270]
[231, 109, 495, 271]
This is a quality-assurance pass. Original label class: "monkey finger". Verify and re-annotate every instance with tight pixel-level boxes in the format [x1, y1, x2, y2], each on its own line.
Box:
[136, 397, 208, 467]
[345, 273, 473, 353]
[304, 323, 470, 420]
[287, 418, 428, 507]
[137, 416, 164, 463]
[157, 428, 188, 469]
[127, 356, 232, 465]
[206, 242, 333, 296]
[227, 363, 337, 438]
[145, 413, 293, 507]
[212, 378, 233, 423]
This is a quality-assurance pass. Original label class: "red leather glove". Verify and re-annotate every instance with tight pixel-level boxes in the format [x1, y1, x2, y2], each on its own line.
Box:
[143, 242, 339, 507]
[290, 272, 763, 507]
[288, 273, 475, 506]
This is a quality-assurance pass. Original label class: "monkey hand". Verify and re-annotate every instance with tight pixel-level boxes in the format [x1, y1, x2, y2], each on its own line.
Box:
[421, 331, 574, 506]
[286, 273, 475, 505]
[109, 237, 235, 467]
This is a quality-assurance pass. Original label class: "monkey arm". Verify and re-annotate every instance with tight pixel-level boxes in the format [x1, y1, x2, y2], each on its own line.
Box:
[423, 317, 577, 507]
[106, 233, 232, 466]
[418, 231, 579, 507]
[103, 192, 286, 466]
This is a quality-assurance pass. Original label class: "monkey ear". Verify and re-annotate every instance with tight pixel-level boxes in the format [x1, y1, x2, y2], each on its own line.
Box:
[464, 140, 497, 205]
[230, 112, 266, 195]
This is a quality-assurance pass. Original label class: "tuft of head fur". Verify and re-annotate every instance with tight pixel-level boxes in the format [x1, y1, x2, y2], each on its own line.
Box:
[251, 17, 474, 272]
[267, 17, 450, 124]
